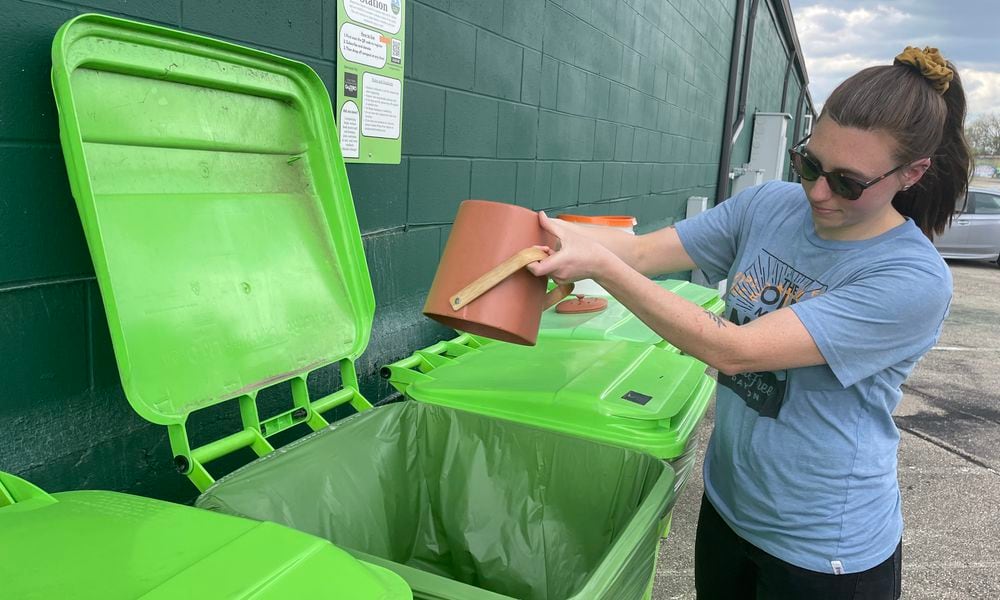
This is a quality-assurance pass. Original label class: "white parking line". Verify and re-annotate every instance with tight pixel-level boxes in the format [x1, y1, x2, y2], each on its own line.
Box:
[930, 346, 1000, 351]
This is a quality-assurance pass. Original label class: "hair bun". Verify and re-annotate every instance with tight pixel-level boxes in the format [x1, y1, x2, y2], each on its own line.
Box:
[894, 46, 954, 94]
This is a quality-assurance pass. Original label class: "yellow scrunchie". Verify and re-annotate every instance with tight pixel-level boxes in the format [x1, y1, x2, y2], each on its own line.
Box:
[894, 46, 953, 94]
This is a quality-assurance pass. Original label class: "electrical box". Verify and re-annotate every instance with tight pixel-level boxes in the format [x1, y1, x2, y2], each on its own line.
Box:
[728, 112, 792, 197]
[749, 112, 792, 181]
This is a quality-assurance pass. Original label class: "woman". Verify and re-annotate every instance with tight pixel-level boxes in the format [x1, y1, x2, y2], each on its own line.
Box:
[527, 47, 971, 599]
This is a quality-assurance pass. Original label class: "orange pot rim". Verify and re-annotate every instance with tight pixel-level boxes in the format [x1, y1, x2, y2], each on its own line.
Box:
[556, 214, 637, 228]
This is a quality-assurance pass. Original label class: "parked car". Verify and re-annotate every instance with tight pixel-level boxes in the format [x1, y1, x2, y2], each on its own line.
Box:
[934, 187, 1000, 264]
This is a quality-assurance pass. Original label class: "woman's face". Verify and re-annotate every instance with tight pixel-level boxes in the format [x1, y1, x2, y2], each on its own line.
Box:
[799, 117, 919, 240]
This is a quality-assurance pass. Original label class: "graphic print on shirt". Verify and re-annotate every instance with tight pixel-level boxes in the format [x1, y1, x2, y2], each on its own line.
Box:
[719, 249, 827, 418]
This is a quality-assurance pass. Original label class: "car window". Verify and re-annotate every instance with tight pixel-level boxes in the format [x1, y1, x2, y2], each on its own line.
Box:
[955, 192, 972, 215]
[973, 192, 1000, 215]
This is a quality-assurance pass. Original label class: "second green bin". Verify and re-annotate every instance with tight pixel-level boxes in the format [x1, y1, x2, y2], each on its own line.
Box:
[383, 334, 716, 538]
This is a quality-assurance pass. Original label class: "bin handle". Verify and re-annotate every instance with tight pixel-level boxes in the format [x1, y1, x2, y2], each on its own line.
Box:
[449, 246, 573, 311]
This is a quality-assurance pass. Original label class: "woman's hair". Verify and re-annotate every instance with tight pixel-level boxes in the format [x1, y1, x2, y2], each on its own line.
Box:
[819, 53, 972, 240]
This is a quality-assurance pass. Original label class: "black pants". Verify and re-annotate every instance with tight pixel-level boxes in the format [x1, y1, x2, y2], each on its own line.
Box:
[695, 494, 902, 600]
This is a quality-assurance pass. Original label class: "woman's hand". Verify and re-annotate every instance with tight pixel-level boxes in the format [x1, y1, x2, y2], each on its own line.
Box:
[525, 212, 619, 284]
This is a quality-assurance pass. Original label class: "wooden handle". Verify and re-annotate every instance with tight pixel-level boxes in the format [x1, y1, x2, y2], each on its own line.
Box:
[450, 247, 548, 311]
[544, 283, 575, 310]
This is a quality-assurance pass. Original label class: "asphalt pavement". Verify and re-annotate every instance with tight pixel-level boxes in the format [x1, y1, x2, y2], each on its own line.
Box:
[652, 259, 1000, 599]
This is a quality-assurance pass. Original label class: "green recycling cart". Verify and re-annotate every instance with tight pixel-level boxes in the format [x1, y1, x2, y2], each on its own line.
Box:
[467, 276, 724, 519]
[51, 14, 677, 600]
[383, 334, 716, 536]
[0, 471, 411, 599]
[413, 278, 726, 535]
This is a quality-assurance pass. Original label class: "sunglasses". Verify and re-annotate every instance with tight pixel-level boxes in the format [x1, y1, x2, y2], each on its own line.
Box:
[788, 135, 911, 201]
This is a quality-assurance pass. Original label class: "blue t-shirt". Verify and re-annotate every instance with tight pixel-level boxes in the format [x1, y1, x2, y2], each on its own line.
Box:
[675, 181, 952, 574]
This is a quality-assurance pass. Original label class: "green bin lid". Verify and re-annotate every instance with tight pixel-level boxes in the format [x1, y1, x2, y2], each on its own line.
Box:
[402, 339, 715, 459]
[540, 280, 725, 349]
[0, 472, 411, 599]
[50, 14, 374, 425]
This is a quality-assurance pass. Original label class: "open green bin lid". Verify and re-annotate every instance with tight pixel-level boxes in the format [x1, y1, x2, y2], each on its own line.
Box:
[51, 14, 379, 490]
[386, 337, 715, 460]
[51, 13, 374, 427]
[0, 471, 411, 599]
[539, 279, 725, 350]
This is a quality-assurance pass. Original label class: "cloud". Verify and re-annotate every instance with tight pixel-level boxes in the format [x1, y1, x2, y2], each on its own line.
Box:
[790, 0, 1000, 117]
[800, 54, 884, 114]
[794, 4, 911, 58]
[964, 69, 1000, 118]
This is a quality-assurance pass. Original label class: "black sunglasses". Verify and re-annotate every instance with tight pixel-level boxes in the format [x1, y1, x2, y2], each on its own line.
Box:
[788, 135, 911, 201]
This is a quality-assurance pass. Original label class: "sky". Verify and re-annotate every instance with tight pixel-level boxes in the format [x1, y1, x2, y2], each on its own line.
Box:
[787, 0, 1000, 120]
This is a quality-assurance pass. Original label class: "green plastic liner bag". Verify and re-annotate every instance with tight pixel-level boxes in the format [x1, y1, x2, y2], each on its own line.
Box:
[198, 402, 675, 600]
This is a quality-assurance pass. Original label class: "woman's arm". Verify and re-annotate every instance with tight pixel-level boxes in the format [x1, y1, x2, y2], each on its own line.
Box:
[528, 213, 825, 375]
[596, 256, 825, 374]
[549, 214, 698, 277]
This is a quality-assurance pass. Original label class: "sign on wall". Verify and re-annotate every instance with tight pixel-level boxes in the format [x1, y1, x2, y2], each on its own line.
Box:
[337, 0, 405, 164]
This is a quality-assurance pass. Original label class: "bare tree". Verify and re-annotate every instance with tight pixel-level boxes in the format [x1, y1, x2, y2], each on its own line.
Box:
[966, 113, 1000, 156]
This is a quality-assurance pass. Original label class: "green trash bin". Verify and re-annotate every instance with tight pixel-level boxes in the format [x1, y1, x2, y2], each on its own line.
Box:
[383, 335, 715, 531]
[447, 278, 724, 533]
[198, 401, 674, 600]
[51, 14, 677, 600]
[0, 471, 411, 599]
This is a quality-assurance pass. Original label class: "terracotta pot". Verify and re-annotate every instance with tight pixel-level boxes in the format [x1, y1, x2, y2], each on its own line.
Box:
[423, 200, 573, 345]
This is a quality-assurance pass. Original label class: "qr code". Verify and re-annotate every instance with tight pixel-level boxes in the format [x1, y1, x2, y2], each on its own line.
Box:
[391, 39, 402, 64]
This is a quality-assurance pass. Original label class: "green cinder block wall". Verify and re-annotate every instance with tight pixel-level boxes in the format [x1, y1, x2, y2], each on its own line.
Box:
[0, 0, 806, 503]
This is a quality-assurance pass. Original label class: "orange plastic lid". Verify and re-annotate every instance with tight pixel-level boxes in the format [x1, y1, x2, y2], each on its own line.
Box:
[555, 295, 609, 314]
[556, 214, 637, 228]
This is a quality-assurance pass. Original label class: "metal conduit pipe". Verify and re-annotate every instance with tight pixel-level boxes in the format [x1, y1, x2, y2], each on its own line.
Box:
[780, 52, 794, 112]
[714, 0, 748, 203]
[730, 0, 761, 144]
[792, 84, 806, 149]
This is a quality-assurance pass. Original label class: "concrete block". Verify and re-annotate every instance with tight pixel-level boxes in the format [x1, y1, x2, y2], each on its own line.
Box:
[451, 0, 502, 33]
[550, 161, 581, 208]
[402, 82, 445, 155]
[541, 55, 559, 109]
[585, 74, 611, 119]
[183, 0, 322, 56]
[531, 161, 553, 209]
[347, 159, 408, 233]
[475, 30, 523, 101]
[595, 120, 617, 160]
[0, 1, 74, 142]
[408, 157, 471, 223]
[0, 146, 93, 284]
[615, 125, 634, 162]
[0, 282, 89, 403]
[413, 4, 476, 89]
[579, 162, 603, 204]
[602, 162, 623, 199]
[537, 110, 596, 160]
[503, 0, 543, 49]
[497, 102, 538, 159]
[522, 48, 542, 105]
[445, 90, 498, 157]
[471, 159, 517, 203]
[557, 63, 588, 116]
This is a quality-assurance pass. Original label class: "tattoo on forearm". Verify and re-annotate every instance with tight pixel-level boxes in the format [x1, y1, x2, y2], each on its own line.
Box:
[705, 310, 728, 328]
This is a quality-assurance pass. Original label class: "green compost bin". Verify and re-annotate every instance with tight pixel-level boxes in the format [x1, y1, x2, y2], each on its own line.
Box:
[0, 471, 411, 599]
[198, 401, 675, 600]
[51, 14, 676, 600]
[538, 279, 725, 350]
[383, 334, 717, 536]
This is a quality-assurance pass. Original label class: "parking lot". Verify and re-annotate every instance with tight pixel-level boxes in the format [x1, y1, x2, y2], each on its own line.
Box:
[652, 240, 1000, 598]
